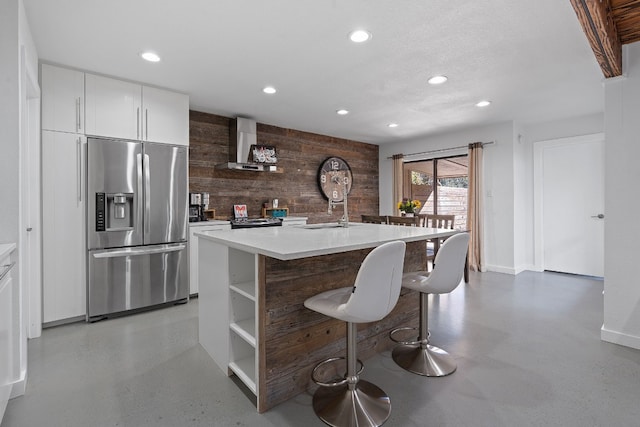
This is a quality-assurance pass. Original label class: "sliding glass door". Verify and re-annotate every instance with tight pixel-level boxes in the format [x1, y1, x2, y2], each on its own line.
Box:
[404, 156, 468, 229]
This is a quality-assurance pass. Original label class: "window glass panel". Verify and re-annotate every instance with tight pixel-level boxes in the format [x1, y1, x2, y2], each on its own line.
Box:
[404, 155, 468, 229]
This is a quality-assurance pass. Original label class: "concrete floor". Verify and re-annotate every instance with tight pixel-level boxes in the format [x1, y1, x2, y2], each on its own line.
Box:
[3, 271, 640, 427]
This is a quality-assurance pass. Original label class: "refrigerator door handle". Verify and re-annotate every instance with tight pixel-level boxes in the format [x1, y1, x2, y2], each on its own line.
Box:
[143, 153, 151, 239]
[92, 243, 186, 259]
[136, 152, 144, 241]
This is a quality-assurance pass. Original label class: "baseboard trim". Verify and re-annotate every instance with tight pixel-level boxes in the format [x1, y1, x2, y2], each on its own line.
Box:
[9, 372, 27, 399]
[485, 265, 516, 275]
[601, 326, 640, 350]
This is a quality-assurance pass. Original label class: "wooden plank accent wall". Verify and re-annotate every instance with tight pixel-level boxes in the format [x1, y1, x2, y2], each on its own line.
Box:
[189, 111, 380, 222]
[258, 240, 425, 411]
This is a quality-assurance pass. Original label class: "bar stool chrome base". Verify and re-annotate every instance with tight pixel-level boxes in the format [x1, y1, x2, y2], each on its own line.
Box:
[391, 343, 457, 377]
[312, 380, 391, 427]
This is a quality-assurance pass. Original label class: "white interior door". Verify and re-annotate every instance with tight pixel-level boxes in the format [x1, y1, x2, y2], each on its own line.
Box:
[20, 48, 42, 338]
[538, 134, 604, 277]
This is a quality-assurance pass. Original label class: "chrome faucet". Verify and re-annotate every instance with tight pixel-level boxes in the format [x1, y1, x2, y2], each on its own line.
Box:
[327, 173, 349, 227]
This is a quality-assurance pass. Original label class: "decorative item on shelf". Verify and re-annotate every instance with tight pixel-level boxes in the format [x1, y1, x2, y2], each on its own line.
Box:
[397, 198, 422, 217]
[204, 209, 215, 220]
[234, 204, 248, 218]
[250, 144, 277, 164]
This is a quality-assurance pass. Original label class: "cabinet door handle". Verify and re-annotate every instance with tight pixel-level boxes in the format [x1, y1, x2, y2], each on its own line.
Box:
[136, 107, 140, 139]
[145, 109, 148, 140]
[77, 137, 82, 203]
[75, 98, 80, 132]
[77, 97, 82, 131]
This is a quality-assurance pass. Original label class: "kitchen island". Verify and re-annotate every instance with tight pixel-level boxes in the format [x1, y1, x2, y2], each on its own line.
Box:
[196, 223, 458, 412]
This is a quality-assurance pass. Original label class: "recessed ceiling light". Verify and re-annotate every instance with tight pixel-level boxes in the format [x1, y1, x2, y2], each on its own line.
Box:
[336, 109, 349, 115]
[140, 51, 161, 62]
[388, 123, 399, 128]
[349, 30, 372, 43]
[263, 86, 277, 94]
[476, 100, 491, 107]
[428, 75, 448, 85]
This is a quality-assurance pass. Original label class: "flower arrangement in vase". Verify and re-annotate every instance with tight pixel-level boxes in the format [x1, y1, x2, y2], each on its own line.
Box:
[397, 198, 422, 216]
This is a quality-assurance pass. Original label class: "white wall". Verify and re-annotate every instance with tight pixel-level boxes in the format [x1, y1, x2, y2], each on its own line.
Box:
[523, 112, 604, 144]
[1, 0, 20, 246]
[379, 121, 518, 273]
[602, 42, 640, 350]
[0, 1, 37, 414]
[379, 112, 607, 276]
[512, 122, 531, 273]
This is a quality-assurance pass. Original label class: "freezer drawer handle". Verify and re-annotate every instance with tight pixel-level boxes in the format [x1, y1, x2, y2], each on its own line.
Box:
[92, 244, 186, 259]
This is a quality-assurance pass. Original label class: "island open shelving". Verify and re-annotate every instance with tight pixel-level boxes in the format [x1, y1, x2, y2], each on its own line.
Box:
[196, 223, 459, 412]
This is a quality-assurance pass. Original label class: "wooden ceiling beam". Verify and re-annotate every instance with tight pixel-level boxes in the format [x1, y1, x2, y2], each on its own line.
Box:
[569, 0, 622, 77]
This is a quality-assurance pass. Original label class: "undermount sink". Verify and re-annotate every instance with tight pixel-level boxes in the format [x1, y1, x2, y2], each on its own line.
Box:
[302, 223, 360, 230]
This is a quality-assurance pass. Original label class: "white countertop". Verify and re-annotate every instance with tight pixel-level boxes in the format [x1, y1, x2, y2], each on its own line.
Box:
[195, 223, 457, 260]
[0, 243, 16, 260]
[189, 220, 230, 227]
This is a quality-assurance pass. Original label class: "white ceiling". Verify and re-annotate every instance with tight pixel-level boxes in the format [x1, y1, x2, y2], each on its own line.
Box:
[23, 0, 604, 145]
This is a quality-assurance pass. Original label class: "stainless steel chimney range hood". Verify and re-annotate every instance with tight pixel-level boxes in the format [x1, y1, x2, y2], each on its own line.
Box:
[217, 117, 278, 171]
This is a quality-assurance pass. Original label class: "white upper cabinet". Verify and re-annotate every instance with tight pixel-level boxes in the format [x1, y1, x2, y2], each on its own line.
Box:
[85, 73, 189, 145]
[85, 73, 142, 141]
[142, 86, 189, 146]
[41, 64, 84, 134]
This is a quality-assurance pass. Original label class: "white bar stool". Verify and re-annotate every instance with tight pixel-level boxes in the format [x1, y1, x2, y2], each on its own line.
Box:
[304, 240, 406, 427]
[389, 232, 469, 376]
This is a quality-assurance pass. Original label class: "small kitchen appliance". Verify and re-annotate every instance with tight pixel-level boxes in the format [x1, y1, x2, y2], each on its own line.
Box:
[189, 192, 205, 222]
[230, 204, 282, 228]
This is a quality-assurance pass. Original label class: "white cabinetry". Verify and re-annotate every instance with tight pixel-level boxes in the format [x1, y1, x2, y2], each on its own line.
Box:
[41, 131, 86, 323]
[142, 86, 189, 145]
[41, 64, 84, 134]
[0, 244, 17, 420]
[228, 251, 258, 393]
[85, 73, 141, 141]
[188, 222, 230, 295]
[85, 73, 189, 145]
[198, 240, 259, 397]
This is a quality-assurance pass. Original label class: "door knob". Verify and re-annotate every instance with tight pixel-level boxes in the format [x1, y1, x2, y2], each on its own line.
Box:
[591, 214, 605, 219]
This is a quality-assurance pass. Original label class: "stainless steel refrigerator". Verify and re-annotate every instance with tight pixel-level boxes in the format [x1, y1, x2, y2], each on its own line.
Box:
[86, 137, 188, 321]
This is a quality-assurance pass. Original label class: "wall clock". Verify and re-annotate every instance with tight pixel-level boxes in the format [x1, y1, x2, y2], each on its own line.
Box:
[318, 156, 353, 201]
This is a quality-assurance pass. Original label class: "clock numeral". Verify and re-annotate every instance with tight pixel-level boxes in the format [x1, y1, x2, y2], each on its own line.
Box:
[331, 160, 339, 170]
[343, 176, 349, 184]
[320, 174, 326, 183]
[332, 190, 339, 199]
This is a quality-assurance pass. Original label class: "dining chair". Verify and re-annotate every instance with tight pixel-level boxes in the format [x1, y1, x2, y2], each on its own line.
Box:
[387, 215, 420, 226]
[420, 214, 455, 266]
[361, 214, 388, 224]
